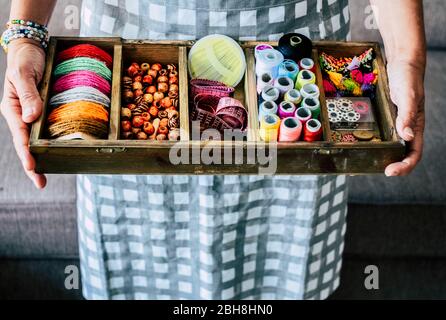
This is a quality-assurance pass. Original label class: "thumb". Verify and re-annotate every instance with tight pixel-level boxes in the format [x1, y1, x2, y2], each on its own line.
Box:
[13, 72, 43, 123]
[391, 92, 418, 142]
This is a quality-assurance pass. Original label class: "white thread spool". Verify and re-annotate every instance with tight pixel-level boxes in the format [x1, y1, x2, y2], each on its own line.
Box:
[259, 100, 278, 121]
[257, 72, 274, 94]
[261, 86, 280, 102]
[284, 89, 302, 106]
[300, 83, 320, 100]
[274, 76, 294, 96]
[256, 49, 284, 78]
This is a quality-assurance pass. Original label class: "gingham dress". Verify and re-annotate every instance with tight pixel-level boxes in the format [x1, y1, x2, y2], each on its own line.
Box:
[78, 0, 350, 300]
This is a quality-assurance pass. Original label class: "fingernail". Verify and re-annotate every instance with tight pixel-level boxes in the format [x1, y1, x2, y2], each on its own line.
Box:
[23, 107, 34, 119]
[385, 170, 398, 177]
[404, 127, 414, 138]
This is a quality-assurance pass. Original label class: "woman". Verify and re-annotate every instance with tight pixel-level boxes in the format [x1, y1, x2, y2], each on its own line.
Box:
[1, 0, 425, 300]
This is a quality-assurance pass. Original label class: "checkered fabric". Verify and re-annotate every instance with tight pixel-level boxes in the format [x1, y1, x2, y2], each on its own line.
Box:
[81, 0, 351, 41]
[78, 175, 348, 300]
[78, 0, 351, 300]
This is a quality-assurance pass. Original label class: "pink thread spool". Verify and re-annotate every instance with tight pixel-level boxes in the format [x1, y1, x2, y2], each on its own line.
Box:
[352, 100, 370, 115]
[299, 58, 316, 73]
[279, 117, 302, 142]
[295, 107, 312, 126]
[278, 101, 296, 119]
[53, 70, 111, 95]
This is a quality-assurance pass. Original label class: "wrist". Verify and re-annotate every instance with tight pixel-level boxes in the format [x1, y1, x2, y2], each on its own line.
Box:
[1, 19, 49, 53]
[385, 44, 426, 67]
[8, 38, 45, 52]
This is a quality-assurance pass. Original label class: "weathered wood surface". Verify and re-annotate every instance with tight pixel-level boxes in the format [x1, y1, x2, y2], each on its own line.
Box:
[30, 37, 405, 175]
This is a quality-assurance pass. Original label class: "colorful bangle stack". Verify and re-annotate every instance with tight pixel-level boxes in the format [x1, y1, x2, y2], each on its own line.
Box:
[1, 19, 49, 52]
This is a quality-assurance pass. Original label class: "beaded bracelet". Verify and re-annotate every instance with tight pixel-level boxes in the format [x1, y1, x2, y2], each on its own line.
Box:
[1, 19, 49, 53]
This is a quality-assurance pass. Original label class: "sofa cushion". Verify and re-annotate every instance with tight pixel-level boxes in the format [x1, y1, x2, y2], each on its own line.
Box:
[0, 202, 78, 258]
[348, 50, 446, 204]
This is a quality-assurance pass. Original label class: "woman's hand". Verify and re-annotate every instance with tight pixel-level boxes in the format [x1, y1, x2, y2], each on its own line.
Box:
[0, 39, 47, 188]
[385, 58, 425, 176]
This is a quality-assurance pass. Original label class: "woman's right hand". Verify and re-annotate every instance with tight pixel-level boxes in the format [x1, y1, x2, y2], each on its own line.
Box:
[0, 39, 47, 188]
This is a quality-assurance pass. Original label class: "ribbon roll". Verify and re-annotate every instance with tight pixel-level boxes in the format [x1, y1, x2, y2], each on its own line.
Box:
[302, 97, 321, 119]
[261, 86, 280, 103]
[215, 97, 248, 130]
[279, 117, 302, 142]
[260, 114, 281, 142]
[300, 83, 320, 100]
[299, 58, 316, 72]
[259, 100, 278, 121]
[303, 119, 323, 142]
[278, 101, 296, 119]
[191, 94, 247, 133]
[255, 43, 274, 59]
[274, 76, 294, 96]
[190, 79, 235, 100]
[257, 72, 274, 94]
[278, 59, 299, 82]
[295, 70, 316, 90]
[256, 49, 284, 78]
[295, 107, 312, 126]
[284, 89, 302, 105]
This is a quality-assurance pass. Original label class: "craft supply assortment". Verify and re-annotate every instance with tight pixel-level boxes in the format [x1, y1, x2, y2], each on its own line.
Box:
[319, 48, 382, 142]
[40, 35, 384, 145]
[188, 35, 248, 138]
[254, 33, 323, 143]
[46, 44, 112, 140]
[30, 36, 403, 174]
[121, 62, 180, 141]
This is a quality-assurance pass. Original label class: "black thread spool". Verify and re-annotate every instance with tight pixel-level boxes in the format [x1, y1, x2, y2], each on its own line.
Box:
[278, 33, 313, 62]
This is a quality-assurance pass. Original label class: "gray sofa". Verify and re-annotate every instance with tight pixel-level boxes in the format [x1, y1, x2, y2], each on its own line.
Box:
[0, 0, 445, 299]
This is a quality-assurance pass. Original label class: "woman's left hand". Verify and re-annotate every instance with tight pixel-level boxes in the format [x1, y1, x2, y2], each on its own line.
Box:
[385, 59, 425, 176]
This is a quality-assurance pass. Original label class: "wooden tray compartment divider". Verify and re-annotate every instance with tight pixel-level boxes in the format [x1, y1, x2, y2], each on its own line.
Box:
[30, 37, 405, 175]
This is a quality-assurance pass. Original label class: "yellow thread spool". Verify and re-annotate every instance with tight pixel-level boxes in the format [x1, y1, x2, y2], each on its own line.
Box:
[260, 114, 281, 142]
[295, 70, 316, 90]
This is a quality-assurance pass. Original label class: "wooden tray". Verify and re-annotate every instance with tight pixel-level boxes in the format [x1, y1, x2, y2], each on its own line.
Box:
[30, 37, 405, 175]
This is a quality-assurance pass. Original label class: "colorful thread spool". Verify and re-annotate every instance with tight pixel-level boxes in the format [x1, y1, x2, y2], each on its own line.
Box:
[284, 89, 302, 105]
[279, 117, 302, 142]
[260, 114, 281, 142]
[302, 97, 321, 119]
[295, 70, 316, 90]
[274, 76, 294, 96]
[278, 59, 299, 82]
[299, 58, 316, 72]
[259, 100, 278, 121]
[188, 34, 246, 87]
[52, 70, 111, 95]
[295, 107, 312, 126]
[303, 119, 323, 142]
[278, 101, 296, 119]
[53, 57, 112, 81]
[255, 48, 284, 78]
[300, 83, 320, 100]
[257, 71, 274, 94]
[261, 86, 280, 103]
[57, 44, 113, 69]
[49, 86, 111, 108]
[352, 100, 370, 115]
[255, 43, 274, 59]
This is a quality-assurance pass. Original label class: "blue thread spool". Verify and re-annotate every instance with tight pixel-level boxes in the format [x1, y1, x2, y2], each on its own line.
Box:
[278, 60, 300, 83]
